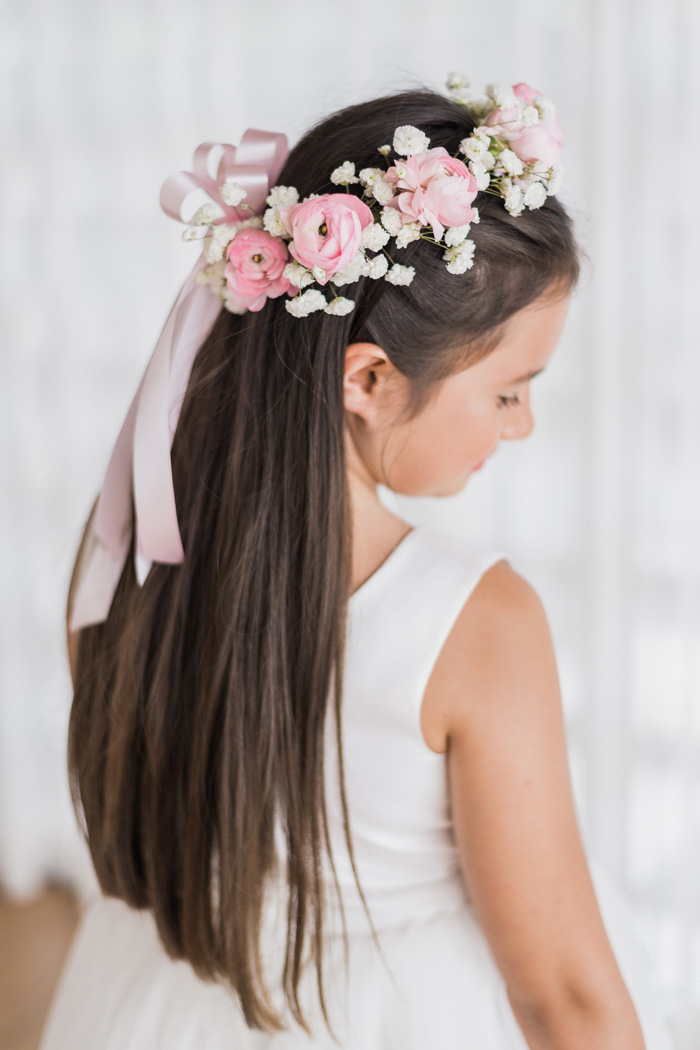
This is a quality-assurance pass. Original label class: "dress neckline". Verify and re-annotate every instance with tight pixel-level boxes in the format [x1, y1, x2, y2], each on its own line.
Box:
[348, 524, 423, 606]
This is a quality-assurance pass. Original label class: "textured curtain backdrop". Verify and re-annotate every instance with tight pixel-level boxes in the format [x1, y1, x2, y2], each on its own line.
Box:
[2, 0, 698, 1043]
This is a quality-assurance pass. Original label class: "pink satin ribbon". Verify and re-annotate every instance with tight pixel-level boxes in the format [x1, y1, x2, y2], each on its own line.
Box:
[69, 129, 289, 632]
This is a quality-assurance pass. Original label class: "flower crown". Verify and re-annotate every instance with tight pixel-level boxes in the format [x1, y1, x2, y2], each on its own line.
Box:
[181, 75, 564, 319]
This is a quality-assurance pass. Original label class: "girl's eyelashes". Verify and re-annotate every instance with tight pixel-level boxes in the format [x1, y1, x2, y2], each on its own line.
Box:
[498, 393, 521, 408]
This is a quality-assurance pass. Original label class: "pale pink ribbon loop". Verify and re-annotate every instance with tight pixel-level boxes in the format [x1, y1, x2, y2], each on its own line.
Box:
[69, 129, 289, 633]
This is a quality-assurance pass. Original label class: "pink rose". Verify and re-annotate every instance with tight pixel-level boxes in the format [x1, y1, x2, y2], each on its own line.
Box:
[484, 82, 563, 168]
[224, 228, 293, 312]
[383, 147, 478, 241]
[278, 194, 373, 283]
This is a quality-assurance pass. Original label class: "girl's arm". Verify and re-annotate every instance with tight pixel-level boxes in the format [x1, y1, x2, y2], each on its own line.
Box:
[441, 561, 645, 1050]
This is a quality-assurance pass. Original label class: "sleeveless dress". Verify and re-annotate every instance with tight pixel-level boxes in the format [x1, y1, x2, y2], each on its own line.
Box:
[39, 524, 677, 1049]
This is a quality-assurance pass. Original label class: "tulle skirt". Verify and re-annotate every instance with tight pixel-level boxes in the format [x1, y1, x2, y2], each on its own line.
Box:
[39, 858, 676, 1049]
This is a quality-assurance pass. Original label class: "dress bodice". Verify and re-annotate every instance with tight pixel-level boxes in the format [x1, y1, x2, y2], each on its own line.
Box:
[318, 524, 506, 936]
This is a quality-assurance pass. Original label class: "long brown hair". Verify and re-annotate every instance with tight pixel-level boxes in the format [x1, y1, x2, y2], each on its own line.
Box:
[66, 85, 583, 1036]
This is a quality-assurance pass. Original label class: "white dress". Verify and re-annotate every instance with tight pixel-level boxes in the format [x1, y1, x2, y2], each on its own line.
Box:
[40, 524, 676, 1049]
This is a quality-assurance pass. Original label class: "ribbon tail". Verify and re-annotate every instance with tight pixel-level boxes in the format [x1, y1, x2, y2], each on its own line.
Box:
[132, 253, 222, 575]
[67, 365, 145, 630]
[68, 513, 129, 632]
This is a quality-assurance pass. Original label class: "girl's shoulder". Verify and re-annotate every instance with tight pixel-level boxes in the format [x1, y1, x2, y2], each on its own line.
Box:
[420, 550, 549, 752]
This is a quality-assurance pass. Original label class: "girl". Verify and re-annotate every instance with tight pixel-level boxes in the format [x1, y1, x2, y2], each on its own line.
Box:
[40, 79, 676, 1049]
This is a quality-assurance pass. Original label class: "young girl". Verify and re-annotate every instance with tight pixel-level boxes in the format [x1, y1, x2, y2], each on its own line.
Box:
[40, 78, 677, 1049]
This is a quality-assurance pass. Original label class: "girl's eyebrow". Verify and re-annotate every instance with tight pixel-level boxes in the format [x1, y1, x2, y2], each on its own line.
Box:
[510, 365, 546, 385]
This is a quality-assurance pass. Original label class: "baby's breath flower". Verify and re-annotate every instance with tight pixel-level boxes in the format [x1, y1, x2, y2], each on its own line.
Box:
[358, 167, 385, 186]
[459, 132, 490, 162]
[202, 223, 240, 263]
[534, 97, 556, 124]
[523, 181, 547, 209]
[283, 261, 314, 289]
[311, 265, 327, 283]
[330, 161, 360, 186]
[385, 263, 415, 286]
[395, 223, 422, 249]
[190, 202, 220, 226]
[468, 160, 491, 191]
[521, 105, 540, 127]
[471, 207, 480, 224]
[486, 83, 518, 109]
[329, 251, 367, 287]
[392, 125, 431, 157]
[219, 182, 247, 207]
[443, 239, 476, 274]
[503, 180, 525, 216]
[285, 288, 327, 317]
[182, 226, 207, 242]
[361, 223, 391, 251]
[324, 296, 355, 315]
[546, 162, 564, 195]
[367, 254, 389, 279]
[380, 207, 403, 236]
[377, 144, 392, 157]
[371, 179, 396, 205]
[266, 185, 299, 207]
[263, 206, 288, 237]
[481, 150, 496, 171]
[443, 224, 471, 248]
[500, 148, 524, 177]
[446, 72, 470, 91]
[450, 87, 473, 105]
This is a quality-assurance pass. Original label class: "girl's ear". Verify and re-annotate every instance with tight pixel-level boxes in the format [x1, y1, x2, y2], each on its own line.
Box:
[343, 342, 395, 419]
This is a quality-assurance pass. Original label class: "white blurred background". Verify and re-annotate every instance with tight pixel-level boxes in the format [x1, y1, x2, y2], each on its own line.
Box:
[2, 0, 699, 1045]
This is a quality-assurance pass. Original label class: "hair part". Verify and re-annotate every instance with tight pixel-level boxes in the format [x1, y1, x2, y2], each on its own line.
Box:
[67, 84, 583, 1037]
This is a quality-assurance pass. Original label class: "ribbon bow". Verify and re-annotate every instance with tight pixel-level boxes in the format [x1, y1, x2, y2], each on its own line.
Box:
[69, 129, 289, 632]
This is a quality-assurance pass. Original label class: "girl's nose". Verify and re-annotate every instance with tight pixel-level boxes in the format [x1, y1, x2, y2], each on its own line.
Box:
[501, 389, 534, 441]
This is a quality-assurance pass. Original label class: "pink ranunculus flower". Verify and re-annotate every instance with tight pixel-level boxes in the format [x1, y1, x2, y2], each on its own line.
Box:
[224, 227, 293, 312]
[383, 147, 478, 241]
[278, 194, 374, 284]
[484, 82, 563, 168]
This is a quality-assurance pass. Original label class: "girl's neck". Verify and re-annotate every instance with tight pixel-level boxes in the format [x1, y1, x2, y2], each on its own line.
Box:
[346, 443, 412, 596]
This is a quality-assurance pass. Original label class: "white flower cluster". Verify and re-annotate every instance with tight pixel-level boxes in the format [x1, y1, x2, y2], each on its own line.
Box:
[262, 184, 300, 237]
[285, 288, 355, 317]
[451, 76, 564, 216]
[357, 166, 396, 205]
[446, 72, 473, 105]
[443, 239, 476, 274]
[385, 263, 416, 286]
[330, 161, 360, 186]
[392, 125, 431, 156]
[361, 222, 391, 251]
[219, 181, 248, 207]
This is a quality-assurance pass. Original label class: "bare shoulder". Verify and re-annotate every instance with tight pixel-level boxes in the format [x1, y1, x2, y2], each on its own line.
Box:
[450, 558, 552, 720]
[426, 559, 632, 1014]
[421, 559, 546, 751]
